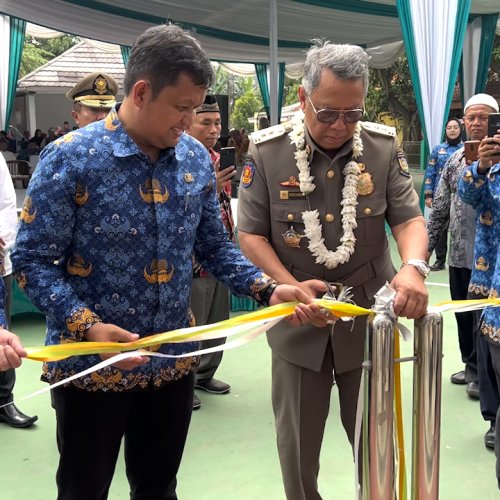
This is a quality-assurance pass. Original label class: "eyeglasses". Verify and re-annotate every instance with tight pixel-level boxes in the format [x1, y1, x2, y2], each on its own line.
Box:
[307, 96, 363, 124]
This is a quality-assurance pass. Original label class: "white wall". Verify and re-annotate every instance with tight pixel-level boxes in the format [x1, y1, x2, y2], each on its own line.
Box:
[34, 94, 74, 134]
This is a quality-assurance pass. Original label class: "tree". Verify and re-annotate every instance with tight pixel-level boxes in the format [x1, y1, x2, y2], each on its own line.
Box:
[20, 35, 79, 78]
[231, 89, 263, 130]
[283, 77, 300, 106]
[212, 66, 258, 114]
[365, 55, 421, 141]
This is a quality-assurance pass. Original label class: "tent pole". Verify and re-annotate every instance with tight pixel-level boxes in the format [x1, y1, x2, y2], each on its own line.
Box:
[269, 0, 278, 125]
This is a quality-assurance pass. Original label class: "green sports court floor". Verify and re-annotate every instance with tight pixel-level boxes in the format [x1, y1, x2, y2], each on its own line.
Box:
[1, 238, 498, 499]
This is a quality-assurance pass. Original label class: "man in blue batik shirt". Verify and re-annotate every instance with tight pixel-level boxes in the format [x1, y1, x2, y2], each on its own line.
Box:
[459, 115, 500, 488]
[11, 24, 327, 500]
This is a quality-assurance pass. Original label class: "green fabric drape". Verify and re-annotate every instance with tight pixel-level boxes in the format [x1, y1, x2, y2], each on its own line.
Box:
[396, 0, 470, 211]
[475, 13, 498, 94]
[120, 45, 131, 67]
[5, 16, 26, 130]
[255, 63, 270, 119]
[278, 62, 285, 121]
[443, 1, 472, 131]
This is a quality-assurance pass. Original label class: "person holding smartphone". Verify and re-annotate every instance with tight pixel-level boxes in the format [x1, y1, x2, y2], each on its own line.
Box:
[428, 93, 500, 450]
[459, 106, 500, 487]
[186, 95, 236, 410]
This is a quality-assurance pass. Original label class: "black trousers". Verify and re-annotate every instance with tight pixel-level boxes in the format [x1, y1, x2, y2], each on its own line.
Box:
[433, 230, 447, 265]
[0, 274, 15, 404]
[487, 341, 500, 489]
[449, 267, 477, 382]
[52, 373, 194, 500]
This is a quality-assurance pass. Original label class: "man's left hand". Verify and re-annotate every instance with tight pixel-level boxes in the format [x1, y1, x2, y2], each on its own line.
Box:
[269, 283, 336, 327]
[390, 266, 428, 319]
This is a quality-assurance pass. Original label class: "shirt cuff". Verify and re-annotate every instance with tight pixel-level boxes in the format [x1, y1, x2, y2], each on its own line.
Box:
[65, 307, 102, 341]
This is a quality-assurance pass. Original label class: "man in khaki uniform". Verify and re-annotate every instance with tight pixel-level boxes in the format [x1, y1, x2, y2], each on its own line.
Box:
[66, 72, 118, 128]
[238, 41, 429, 500]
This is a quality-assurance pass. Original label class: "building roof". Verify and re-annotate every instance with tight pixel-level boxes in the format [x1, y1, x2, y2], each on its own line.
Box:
[18, 40, 125, 95]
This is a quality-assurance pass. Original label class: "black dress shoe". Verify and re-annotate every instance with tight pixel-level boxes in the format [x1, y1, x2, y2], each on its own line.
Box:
[485, 424, 495, 450]
[466, 382, 480, 400]
[0, 403, 38, 428]
[195, 378, 231, 394]
[193, 393, 201, 411]
[430, 261, 445, 271]
[450, 370, 466, 385]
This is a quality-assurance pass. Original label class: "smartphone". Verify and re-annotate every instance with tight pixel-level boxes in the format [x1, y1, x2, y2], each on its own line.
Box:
[488, 113, 500, 138]
[464, 140, 480, 163]
[219, 147, 236, 170]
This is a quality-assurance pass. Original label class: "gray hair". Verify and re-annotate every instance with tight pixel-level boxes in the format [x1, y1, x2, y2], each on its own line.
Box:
[302, 40, 369, 96]
[124, 24, 214, 97]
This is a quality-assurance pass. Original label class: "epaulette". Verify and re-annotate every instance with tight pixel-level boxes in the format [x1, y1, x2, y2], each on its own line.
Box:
[251, 122, 293, 145]
[361, 121, 396, 138]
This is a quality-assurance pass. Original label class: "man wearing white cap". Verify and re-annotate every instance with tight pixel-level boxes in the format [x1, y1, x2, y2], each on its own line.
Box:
[427, 93, 500, 449]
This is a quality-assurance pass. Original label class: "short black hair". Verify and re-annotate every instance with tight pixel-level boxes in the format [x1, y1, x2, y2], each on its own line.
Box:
[124, 24, 214, 97]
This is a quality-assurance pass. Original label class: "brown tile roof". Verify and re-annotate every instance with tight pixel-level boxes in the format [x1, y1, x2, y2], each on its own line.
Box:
[18, 40, 125, 94]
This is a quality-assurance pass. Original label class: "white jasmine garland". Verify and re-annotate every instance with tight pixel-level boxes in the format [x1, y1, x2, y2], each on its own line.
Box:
[288, 117, 363, 269]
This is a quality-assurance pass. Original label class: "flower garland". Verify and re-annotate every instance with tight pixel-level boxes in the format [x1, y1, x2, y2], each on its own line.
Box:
[288, 113, 362, 269]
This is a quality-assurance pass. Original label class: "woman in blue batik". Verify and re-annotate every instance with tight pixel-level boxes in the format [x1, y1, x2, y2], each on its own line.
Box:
[424, 117, 463, 270]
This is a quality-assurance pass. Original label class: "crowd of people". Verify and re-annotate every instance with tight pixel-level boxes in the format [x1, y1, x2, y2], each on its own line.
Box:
[1, 21, 500, 500]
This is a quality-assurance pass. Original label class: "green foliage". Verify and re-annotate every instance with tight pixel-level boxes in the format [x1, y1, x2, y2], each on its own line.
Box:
[20, 35, 79, 78]
[212, 65, 258, 113]
[231, 89, 263, 130]
[283, 77, 300, 106]
[366, 54, 421, 141]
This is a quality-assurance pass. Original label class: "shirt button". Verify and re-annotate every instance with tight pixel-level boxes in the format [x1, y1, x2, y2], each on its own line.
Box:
[364, 207, 372, 215]
[325, 213, 335, 222]
[327, 170, 335, 179]
[287, 213, 295, 221]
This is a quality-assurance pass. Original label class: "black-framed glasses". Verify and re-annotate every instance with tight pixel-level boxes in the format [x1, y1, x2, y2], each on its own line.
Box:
[307, 96, 364, 124]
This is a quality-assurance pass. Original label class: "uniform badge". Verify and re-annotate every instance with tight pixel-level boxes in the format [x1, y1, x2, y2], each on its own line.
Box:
[397, 148, 411, 177]
[475, 256, 489, 271]
[357, 172, 375, 196]
[438, 148, 446, 155]
[241, 159, 255, 188]
[463, 171, 474, 184]
[428, 158, 437, 165]
[425, 178, 431, 185]
[94, 76, 108, 95]
[184, 173, 194, 183]
[479, 211, 493, 226]
[282, 227, 304, 248]
[280, 176, 299, 187]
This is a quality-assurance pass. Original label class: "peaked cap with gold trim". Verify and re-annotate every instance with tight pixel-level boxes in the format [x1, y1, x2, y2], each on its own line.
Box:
[66, 72, 118, 109]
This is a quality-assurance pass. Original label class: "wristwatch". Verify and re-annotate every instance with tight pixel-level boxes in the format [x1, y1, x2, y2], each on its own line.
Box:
[401, 259, 430, 278]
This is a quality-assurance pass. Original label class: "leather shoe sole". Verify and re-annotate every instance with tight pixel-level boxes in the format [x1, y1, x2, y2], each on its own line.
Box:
[485, 425, 495, 450]
[0, 403, 38, 428]
[193, 394, 201, 411]
[450, 370, 466, 385]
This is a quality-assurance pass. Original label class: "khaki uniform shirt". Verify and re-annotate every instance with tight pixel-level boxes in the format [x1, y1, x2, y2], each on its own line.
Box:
[237, 121, 422, 373]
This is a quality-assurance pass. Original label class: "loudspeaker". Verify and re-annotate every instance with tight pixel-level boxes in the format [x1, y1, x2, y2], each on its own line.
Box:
[215, 94, 229, 143]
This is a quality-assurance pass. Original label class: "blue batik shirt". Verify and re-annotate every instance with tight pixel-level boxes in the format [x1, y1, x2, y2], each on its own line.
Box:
[12, 108, 272, 391]
[424, 141, 463, 199]
[458, 161, 500, 344]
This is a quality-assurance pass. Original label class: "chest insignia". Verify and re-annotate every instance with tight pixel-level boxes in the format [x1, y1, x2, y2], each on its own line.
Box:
[280, 176, 300, 188]
[280, 190, 306, 200]
[184, 173, 194, 183]
[357, 172, 375, 196]
[282, 227, 304, 248]
[438, 148, 446, 155]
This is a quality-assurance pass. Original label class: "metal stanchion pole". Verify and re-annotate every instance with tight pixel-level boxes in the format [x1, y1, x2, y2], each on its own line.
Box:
[411, 312, 443, 500]
[362, 311, 396, 500]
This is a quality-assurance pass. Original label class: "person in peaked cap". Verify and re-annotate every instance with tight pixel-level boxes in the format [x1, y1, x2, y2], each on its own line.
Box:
[66, 72, 118, 128]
